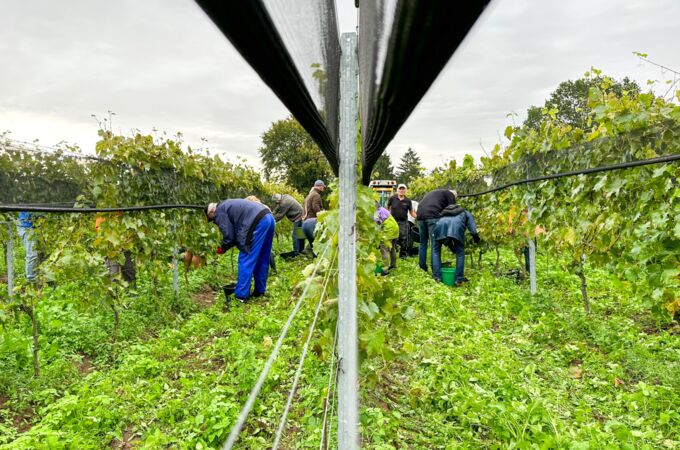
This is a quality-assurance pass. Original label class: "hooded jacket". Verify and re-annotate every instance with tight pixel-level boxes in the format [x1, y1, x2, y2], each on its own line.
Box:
[435, 210, 478, 244]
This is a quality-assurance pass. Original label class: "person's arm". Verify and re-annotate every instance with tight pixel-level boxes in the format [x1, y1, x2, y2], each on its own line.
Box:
[408, 201, 416, 219]
[272, 203, 286, 222]
[446, 190, 456, 206]
[216, 219, 236, 252]
[467, 211, 480, 243]
[312, 193, 323, 214]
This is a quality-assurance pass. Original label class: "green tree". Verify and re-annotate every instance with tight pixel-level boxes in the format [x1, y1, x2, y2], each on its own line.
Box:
[396, 147, 424, 185]
[370, 153, 395, 180]
[524, 74, 641, 130]
[259, 116, 333, 192]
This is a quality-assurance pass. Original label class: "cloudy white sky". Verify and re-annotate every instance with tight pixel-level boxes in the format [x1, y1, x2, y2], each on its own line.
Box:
[1, 0, 679, 171]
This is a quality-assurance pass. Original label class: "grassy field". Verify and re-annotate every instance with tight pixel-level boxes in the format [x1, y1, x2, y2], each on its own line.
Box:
[1, 245, 678, 449]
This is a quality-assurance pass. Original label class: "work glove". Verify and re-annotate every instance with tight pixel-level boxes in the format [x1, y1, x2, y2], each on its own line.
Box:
[472, 233, 481, 244]
[216, 246, 225, 255]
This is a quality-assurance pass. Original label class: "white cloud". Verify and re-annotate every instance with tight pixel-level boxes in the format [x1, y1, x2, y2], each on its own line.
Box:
[1, 0, 678, 176]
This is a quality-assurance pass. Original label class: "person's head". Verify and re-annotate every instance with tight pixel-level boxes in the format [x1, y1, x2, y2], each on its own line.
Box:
[205, 202, 218, 222]
[397, 184, 407, 196]
[272, 194, 283, 204]
[449, 189, 458, 203]
[314, 179, 325, 192]
[245, 195, 261, 203]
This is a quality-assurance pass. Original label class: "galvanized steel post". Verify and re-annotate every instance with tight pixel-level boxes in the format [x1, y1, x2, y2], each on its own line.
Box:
[337, 32, 359, 449]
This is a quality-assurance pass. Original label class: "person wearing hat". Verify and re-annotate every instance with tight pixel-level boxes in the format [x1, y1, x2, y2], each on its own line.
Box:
[206, 199, 276, 302]
[416, 188, 458, 282]
[301, 180, 325, 256]
[386, 183, 416, 258]
[271, 193, 305, 255]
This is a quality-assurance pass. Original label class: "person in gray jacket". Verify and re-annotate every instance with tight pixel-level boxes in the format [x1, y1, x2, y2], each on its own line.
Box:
[434, 204, 480, 286]
[272, 194, 305, 255]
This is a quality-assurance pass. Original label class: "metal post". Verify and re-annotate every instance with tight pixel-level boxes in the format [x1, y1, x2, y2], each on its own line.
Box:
[172, 256, 179, 295]
[526, 162, 537, 295]
[6, 223, 14, 300]
[526, 197, 537, 295]
[528, 235, 536, 295]
[337, 32, 359, 449]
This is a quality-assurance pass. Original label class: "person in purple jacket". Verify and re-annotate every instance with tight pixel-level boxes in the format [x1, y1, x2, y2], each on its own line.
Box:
[206, 199, 276, 302]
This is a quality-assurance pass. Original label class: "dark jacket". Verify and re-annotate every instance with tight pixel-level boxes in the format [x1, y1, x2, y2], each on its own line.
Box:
[435, 210, 478, 244]
[214, 199, 271, 253]
[273, 194, 303, 223]
[416, 189, 456, 220]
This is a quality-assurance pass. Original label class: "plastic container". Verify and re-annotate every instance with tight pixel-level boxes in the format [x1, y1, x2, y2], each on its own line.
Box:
[374, 262, 383, 275]
[223, 283, 236, 301]
[441, 267, 456, 286]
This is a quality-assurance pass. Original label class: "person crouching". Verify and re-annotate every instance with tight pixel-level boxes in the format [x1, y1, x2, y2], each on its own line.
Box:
[206, 199, 276, 302]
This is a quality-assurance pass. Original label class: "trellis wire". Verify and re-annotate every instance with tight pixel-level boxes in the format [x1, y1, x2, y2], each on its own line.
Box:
[326, 356, 339, 450]
[222, 240, 333, 450]
[272, 252, 338, 449]
[458, 153, 680, 198]
[320, 321, 339, 450]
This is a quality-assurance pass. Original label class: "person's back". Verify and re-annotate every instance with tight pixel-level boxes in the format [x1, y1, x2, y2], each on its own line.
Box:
[417, 189, 456, 220]
[436, 210, 477, 244]
[304, 188, 323, 219]
[214, 199, 270, 252]
[18, 211, 33, 228]
[273, 194, 303, 222]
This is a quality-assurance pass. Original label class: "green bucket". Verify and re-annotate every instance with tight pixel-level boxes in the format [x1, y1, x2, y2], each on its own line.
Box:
[374, 262, 383, 275]
[441, 267, 456, 286]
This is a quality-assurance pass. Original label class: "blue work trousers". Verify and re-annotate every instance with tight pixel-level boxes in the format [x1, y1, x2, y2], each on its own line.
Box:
[17, 226, 38, 281]
[449, 238, 466, 283]
[292, 219, 305, 254]
[235, 215, 275, 299]
[302, 218, 317, 252]
[418, 219, 441, 279]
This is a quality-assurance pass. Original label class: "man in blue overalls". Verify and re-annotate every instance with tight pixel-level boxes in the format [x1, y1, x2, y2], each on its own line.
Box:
[206, 199, 276, 302]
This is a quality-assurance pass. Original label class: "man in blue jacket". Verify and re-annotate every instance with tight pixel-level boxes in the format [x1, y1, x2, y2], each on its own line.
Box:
[434, 204, 480, 286]
[206, 199, 276, 302]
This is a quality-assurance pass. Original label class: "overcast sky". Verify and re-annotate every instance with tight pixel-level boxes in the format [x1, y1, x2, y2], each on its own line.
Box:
[1, 0, 679, 171]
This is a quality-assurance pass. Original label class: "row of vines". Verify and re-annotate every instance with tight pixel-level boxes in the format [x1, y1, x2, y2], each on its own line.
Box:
[410, 74, 680, 321]
[0, 128, 299, 376]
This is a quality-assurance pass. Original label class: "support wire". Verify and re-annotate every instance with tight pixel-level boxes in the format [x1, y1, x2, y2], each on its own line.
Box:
[320, 322, 339, 450]
[222, 241, 333, 450]
[272, 252, 338, 449]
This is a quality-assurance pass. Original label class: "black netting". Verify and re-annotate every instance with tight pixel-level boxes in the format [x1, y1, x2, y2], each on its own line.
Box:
[358, 1, 489, 184]
[195, 1, 487, 185]
[195, 0, 341, 173]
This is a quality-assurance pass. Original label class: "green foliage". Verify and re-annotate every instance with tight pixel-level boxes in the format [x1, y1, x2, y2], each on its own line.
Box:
[523, 72, 641, 130]
[395, 147, 424, 185]
[370, 153, 395, 180]
[258, 116, 334, 192]
[411, 73, 679, 319]
[315, 184, 413, 363]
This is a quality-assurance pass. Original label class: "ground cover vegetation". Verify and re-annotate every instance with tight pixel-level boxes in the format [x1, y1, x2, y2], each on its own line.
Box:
[0, 71, 678, 448]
